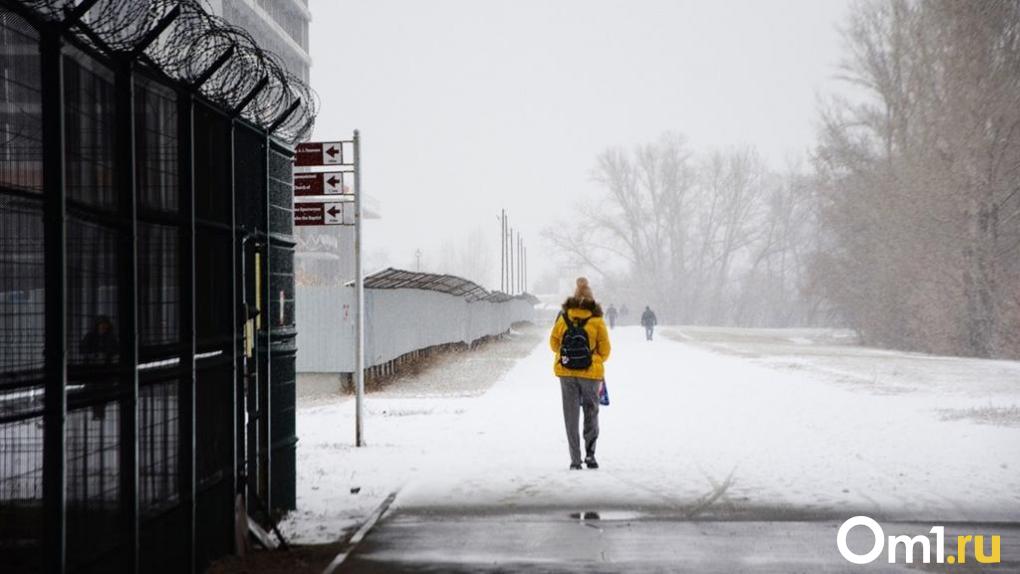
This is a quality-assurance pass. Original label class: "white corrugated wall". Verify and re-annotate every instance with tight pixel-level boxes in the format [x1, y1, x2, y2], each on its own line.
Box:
[296, 286, 535, 372]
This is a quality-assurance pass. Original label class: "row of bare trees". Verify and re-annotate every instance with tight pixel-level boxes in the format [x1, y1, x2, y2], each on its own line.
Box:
[814, 0, 1020, 358]
[548, 0, 1020, 358]
[546, 134, 824, 327]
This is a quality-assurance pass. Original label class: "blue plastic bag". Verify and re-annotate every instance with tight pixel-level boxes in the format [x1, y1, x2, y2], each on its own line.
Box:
[579, 380, 610, 406]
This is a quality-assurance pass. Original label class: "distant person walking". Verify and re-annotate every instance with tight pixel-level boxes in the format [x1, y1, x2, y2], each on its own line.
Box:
[606, 304, 618, 329]
[550, 277, 611, 470]
[641, 306, 657, 341]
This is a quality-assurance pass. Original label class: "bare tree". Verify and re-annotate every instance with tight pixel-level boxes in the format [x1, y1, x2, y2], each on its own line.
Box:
[546, 134, 819, 327]
[812, 0, 1020, 358]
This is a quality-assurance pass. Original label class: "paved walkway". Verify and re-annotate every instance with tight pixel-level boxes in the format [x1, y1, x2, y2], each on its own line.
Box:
[336, 510, 1020, 572]
[287, 324, 1020, 570]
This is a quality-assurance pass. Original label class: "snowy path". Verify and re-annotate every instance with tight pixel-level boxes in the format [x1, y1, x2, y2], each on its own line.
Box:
[282, 326, 1020, 543]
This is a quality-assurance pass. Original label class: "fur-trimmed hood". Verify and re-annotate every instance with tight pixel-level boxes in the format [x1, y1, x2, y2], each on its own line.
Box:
[561, 297, 603, 317]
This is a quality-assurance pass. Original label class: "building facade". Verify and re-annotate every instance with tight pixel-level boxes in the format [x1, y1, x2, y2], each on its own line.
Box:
[207, 0, 311, 83]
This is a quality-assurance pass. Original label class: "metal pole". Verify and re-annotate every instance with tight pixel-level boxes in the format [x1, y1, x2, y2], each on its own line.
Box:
[40, 24, 67, 574]
[354, 131, 365, 447]
[114, 57, 140, 574]
[261, 132, 272, 511]
[505, 219, 511, 294]
[229, 118, 245, 554]
[500, 210, 505, 292]
[516, 232, 522, 294]
[177, 87, 197, 574]
[508, 226, 514, 295]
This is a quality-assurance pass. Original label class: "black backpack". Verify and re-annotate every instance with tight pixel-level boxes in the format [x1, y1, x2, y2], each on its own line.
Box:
[559, 312, 593, 370]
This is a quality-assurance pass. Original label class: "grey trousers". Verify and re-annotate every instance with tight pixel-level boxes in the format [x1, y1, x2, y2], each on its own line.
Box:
[559, 377, 600, 465]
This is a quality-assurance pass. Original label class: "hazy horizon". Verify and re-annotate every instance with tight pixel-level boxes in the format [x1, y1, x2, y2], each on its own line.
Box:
[309, 0, 849, 291]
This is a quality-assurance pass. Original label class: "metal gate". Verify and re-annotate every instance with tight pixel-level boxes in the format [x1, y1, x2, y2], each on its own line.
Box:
[0, 1, 306, 571]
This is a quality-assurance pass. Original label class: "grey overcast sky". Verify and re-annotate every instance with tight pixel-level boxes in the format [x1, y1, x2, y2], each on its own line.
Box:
[308, 0, 850, 289]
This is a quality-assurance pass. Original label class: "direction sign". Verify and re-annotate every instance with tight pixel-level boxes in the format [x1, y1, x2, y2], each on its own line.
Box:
[294, 171, 349, 196]
[295, 141, 352, 167]
[294, 201, 354, 226]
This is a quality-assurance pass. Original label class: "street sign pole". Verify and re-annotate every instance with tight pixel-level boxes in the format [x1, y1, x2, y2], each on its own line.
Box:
[293, 134, 363, 446]
[353, 130, 365, 447]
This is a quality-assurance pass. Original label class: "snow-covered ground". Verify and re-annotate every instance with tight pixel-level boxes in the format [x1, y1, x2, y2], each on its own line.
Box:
[280, 325, 1020, 544]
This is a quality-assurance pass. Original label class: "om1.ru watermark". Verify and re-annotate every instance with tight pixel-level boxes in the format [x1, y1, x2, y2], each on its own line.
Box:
[837, 516, 1001, 565]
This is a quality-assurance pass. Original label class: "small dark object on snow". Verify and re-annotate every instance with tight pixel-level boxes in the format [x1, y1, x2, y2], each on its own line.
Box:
[351, 487, 361, 494]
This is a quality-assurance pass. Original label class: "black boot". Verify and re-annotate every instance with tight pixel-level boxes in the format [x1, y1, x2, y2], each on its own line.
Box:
[584, 456, 598, 469]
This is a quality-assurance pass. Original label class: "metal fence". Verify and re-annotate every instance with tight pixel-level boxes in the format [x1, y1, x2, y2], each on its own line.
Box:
[297, 270, 537, 374]
[0, 1, 305, 572]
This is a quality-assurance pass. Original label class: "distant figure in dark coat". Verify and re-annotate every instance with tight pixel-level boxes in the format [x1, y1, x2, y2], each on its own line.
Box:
[605, 304, 618, 329]
[640, 306, 657, 341]
[80, 316, 118, 364]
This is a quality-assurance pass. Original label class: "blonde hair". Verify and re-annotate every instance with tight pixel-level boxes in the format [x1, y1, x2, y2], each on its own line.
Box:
[574, 276, 594, 301]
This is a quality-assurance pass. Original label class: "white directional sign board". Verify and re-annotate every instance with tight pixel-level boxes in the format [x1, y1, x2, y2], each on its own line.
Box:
[324, 201, 353, 225]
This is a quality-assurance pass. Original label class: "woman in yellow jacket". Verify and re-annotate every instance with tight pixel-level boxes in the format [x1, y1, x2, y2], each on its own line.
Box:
[549, 277, 611, 470]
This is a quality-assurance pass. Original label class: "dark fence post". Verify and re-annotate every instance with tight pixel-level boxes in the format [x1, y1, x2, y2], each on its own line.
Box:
[178, 88, 197, 574]
[229, 119, 243, 552]
[261, 132, 271, 513]
[268, 140, 297, 513]
[114, 58, 139, 573]
[40, 22, 67, 574]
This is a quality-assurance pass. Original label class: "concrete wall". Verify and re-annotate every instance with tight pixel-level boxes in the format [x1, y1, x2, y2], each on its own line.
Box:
[296, 286, 535, 373]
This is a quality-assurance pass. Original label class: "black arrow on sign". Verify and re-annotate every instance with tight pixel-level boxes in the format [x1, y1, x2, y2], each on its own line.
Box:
[326, 146, 339, 158]
[327, 175, 340, 187]
[327, 205, 341, 218]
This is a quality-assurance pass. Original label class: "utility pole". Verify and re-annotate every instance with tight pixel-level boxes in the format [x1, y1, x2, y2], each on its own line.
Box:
[523, 245, 527, 293]
[517, 232, 522, 294]
[509, 226, 516, 294]
[499, 210, 505, 292]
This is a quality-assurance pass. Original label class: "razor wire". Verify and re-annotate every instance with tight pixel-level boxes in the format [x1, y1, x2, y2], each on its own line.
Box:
[22, 0, 317, 144]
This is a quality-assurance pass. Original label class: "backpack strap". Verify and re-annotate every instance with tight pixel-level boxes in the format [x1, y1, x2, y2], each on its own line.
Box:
[561, 310, 590, 329]
[560, 311, 574, 329]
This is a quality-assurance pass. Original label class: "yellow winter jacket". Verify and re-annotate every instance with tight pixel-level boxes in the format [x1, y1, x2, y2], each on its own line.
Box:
[549, 298, 611, 380]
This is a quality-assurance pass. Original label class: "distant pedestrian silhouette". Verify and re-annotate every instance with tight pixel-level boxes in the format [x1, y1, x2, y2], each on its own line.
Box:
[640, 306, 657, 341]
[606, 304, 618, 329]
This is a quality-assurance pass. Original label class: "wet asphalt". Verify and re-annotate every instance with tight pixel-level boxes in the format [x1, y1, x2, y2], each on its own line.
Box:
[334, 506, 1020, 573]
